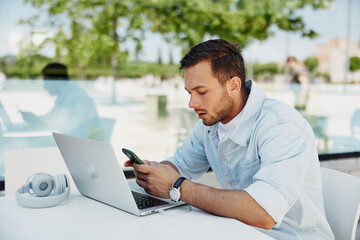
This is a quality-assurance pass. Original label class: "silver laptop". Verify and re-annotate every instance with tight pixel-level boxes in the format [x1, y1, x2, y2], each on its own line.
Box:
[52, 132, 186, 216]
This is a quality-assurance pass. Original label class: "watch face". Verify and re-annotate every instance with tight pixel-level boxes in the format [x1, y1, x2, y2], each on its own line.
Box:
[169, 188, 180, 201]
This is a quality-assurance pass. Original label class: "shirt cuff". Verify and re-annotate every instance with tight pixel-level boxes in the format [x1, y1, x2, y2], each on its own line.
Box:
[166, 156, 192, 180]
[244, 181, 290, 228]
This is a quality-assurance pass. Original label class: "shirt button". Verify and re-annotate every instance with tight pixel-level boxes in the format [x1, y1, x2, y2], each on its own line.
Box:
[227, 181, 232, 186]
[221, 156, 226, 161]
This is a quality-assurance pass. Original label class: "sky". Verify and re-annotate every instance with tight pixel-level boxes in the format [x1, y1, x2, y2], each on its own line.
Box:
[0, 0, 359, 64]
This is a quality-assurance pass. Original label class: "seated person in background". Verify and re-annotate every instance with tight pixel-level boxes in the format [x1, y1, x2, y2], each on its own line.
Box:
[286, 56, 310, 111]
[125, 39, 334, 240]
[21, 62, 101, 139]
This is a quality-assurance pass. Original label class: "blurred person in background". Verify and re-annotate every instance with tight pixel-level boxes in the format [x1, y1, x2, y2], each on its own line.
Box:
[126, 39, 334, 240]
[286, 56, 310, 111]
[20, 62, 101, 139]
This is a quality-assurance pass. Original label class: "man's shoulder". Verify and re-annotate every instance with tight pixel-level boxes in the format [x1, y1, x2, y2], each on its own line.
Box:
[261, 97, 303, 123]
[254, 97, 313, 139]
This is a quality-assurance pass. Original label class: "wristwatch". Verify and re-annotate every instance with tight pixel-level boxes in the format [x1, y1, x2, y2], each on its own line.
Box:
[169, 177, 187, 202]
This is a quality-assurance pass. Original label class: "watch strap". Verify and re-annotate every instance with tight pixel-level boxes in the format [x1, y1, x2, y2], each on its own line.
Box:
[173, 177, 187, 189]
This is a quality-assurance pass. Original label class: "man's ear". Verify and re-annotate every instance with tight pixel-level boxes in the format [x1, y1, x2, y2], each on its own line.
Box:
[228, 76, 242, 93]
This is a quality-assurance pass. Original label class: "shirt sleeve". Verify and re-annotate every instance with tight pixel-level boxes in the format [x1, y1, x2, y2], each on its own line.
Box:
[244, 121, 317, 227]
[167, 121, 210, 180]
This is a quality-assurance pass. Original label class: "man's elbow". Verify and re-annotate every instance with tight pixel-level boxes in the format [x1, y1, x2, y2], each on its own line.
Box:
[240, 216, 275, 230]
[261, 219, 276, 230]
[256, 216, 276, 230]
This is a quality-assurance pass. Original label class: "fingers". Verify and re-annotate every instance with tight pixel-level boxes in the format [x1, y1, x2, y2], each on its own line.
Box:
[124, 160, 133, 167]
[141, 160, 150, 165]
[148, 161, 159, 166]
[136, 171, 148, 182]
[124, 159, 152, 168]
[133, 162, 152, 174]
[136, 178, 147, 189]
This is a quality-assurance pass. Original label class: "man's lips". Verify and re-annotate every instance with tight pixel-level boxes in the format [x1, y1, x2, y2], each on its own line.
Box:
[195, 110, 207, 119]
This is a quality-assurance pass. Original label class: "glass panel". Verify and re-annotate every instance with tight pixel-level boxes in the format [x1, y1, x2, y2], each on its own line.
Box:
[263, 83, 360, 155]
[1, 80, 360, 181]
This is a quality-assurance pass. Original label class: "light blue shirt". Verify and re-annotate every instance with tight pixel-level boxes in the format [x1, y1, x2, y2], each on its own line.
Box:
[168, 80, 334, 240]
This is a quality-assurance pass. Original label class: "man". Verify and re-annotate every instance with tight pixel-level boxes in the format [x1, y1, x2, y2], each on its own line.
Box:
[125, 39, 334, 239]
[20, 63, 102, 139]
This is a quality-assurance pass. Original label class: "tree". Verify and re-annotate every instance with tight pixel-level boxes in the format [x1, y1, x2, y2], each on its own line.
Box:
[304, 57, 318, 73]
[22, 0, 146, 79]
[19, 0, 331, 79]
[136, 0, 331, 51]
[0, 55, 17, 77]
[350, 56, 360, 72]
[253, 62, 279, 78]
[157, 47, 163, 65]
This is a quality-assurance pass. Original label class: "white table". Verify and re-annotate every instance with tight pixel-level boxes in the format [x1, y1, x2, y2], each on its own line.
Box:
[0, 192, 274, 240]
[2, 147, 274, 240]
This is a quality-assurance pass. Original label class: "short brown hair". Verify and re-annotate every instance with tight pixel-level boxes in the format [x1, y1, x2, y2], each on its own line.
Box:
[179, 39, 246, 87]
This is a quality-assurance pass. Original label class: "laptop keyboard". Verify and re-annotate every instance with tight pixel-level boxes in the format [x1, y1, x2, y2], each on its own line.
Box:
[131, 191, 168, 210]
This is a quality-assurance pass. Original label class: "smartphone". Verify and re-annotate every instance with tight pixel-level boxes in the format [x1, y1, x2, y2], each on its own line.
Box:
[122, 148, 144, 164]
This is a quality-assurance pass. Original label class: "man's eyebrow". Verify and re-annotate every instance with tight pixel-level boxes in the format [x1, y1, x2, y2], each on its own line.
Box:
[184, 86, 206, 92]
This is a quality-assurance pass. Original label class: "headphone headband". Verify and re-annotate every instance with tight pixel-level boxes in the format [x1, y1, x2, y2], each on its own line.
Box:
[15, 173, 70, 208]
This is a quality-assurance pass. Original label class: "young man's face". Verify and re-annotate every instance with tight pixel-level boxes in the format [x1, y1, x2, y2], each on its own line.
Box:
[184, 61, 235, 126]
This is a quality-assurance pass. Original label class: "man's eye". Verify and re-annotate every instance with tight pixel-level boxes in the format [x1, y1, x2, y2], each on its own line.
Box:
[199, 91, 207, 95]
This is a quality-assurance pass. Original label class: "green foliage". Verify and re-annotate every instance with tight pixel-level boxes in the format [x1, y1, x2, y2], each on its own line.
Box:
[316, 72, 330, 82]
[157, 48, 163, 65]
[350, 56, 360, 72]
[136, 0, 331, 51]
[22, 0, 146, 79]
[0, 55, 17, 77]
[11, 0, 331, 80]
[0, 55, 179, 80]
[0, 54, 50, 79]
[253, 62, 279, 77]
[304, 57, 318, 73]
[113, 61, 179, 79]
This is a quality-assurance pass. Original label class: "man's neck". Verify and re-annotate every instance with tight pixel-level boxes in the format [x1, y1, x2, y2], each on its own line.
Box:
[228, 89, 248, 122]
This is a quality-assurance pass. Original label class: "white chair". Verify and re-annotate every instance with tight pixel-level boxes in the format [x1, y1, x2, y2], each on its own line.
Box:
[321, 167, 360, 240]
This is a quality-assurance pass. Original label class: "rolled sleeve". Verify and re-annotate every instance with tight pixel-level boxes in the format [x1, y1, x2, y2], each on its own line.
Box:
[244, 181, 290, 227]
[244, 121, 316, 226]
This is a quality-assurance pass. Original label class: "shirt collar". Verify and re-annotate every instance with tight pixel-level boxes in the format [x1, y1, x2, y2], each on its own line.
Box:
[206, 79, 266, 146]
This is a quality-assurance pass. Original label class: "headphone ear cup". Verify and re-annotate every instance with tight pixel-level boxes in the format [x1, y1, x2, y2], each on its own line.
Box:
[16, 173, 70, 208]
[53, 174, 67, 195]
[31, 173, 54, 197]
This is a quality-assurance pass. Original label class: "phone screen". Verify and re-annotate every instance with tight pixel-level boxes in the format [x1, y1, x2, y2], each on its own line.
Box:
[122, 148, 144, 164]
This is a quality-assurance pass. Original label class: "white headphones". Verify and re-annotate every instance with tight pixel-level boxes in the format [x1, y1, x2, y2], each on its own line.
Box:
[15, 173, 70, 208]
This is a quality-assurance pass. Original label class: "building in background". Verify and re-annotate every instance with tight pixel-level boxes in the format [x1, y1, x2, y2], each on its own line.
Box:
[315, 38, 360, 83]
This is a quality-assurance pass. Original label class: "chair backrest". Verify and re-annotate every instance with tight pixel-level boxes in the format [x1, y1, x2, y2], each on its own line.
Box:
[321, 167, 360, 240]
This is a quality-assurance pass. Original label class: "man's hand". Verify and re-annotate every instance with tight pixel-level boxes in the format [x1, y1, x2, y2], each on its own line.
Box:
[124, 160, 180, 199]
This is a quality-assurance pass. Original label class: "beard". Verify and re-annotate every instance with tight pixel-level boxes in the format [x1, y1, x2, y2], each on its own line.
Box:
[201, 88, 234, 126]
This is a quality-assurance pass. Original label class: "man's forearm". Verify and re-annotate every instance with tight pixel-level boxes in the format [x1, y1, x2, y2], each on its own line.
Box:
[134, 161, 274, 229]
[180, 180, 275, 230]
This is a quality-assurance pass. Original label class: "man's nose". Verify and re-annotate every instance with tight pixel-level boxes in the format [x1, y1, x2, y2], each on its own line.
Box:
[188, 94, 200, 109]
